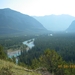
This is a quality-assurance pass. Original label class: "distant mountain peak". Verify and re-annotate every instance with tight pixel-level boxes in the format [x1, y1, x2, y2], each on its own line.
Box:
[66, 20, 75, 32]
[0, 8, 12, 11]
[33, 15, 75, 31]
[4, 8, 11, 10]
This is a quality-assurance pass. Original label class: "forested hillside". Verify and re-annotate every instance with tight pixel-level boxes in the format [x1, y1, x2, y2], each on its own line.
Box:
[0, 45, 42, 75]
[20, 33, 75, 63]
[19, 33, 75, 75]
[0, 33, 75, 75]
[0, 8, 47, 35]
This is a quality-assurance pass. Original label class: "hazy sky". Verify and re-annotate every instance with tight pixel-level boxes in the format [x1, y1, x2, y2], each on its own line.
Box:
[0, 0, 75, 16]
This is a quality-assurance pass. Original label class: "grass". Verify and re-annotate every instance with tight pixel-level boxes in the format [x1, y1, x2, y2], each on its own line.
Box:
[0, 59, 41, 75]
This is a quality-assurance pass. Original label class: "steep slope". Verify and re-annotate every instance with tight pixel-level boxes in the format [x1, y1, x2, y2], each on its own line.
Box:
[33, 14, 75, 31]
[0, 8, 47, 35]
[0, 59, 41, 75]
[66, 20, 75, 32]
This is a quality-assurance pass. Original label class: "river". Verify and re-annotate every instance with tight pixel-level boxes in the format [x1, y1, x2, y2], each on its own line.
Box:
[23, 38, 35, 51]
[7, 38, 35, 63]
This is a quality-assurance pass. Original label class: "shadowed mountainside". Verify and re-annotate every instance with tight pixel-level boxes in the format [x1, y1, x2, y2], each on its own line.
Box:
[0, 8, 47, 35]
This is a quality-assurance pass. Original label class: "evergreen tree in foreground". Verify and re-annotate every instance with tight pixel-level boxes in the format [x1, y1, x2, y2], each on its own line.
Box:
[0, 45, 6, 59]
[39, 49, 65, 75]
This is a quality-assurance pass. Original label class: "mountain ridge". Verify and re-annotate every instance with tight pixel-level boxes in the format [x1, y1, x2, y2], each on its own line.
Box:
[66, 20, 75, 32]
[33, 14, 75, 31]
[0, 8, 47, 35]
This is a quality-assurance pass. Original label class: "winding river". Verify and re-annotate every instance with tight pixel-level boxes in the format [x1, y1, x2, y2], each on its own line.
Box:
[7, 38, 35, 58]
[23, 38, 35, 51]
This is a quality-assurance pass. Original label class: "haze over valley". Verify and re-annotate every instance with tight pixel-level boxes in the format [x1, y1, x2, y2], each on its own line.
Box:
[33, 14, 75, 31]
[1, 0, 75, 75]
[0, 8, 75, 35]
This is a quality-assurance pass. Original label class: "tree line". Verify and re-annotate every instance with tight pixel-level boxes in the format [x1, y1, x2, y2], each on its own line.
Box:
[19, 33, 75, 75]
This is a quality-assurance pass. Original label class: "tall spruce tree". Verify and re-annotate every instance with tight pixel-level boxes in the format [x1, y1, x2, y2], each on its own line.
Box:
[0, 45, 6, 59]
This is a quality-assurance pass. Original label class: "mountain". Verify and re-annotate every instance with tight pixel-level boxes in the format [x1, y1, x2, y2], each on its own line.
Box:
[33, 15, 75, 31]
[0, 8, 47, 35]
[66, 20, 75, 32]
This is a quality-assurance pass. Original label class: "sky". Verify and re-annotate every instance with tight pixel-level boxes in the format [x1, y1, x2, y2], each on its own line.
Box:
[0, 0, 75, 16]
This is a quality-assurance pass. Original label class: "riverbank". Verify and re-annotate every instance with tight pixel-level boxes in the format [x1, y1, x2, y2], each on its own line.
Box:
[7, 38, 35, 58]
[7, 50, 21, 58]
[23, 38, 35, 51]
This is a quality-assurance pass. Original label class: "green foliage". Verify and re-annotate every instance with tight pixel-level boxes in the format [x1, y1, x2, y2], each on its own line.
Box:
[39, 49, 65, 74]
[12, 56, 16, 63]
[0, 66, 13, 75]
[31, 58, 41, 69]
[1, 34, 75, 75]
[29, 34, 75, 62]
[0, 35, 35, 50]
[0, 45, 6, 59]
[39, 49, 75, 75]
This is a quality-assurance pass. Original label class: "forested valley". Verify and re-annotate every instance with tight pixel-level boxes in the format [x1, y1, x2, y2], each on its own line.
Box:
[0, 33, 75, 75]
[0, 35, 35, 50]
